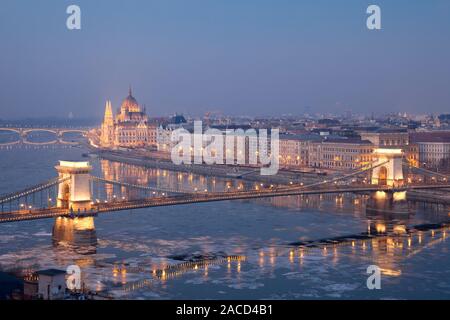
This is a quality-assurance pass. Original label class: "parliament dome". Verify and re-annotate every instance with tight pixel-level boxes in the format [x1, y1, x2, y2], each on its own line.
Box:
[120, 87, 140, 112]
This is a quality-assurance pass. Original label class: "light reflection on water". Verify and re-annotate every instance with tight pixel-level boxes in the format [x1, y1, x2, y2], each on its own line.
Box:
[52, 217, 97, 254]
[0, 146, 449, 299]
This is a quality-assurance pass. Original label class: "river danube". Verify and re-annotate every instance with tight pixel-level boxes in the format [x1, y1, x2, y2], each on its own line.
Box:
[1, 145, 449, 299]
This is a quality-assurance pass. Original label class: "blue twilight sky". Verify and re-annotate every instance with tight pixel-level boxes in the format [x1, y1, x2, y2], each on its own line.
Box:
[0, 0, 449, 119]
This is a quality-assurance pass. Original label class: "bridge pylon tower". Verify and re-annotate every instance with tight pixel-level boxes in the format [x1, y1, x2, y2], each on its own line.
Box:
[55, 161, 92, 212]
[371, 148, 404, 187]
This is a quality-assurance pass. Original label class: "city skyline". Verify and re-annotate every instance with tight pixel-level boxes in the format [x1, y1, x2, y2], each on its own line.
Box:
[1, 0, 450, 119]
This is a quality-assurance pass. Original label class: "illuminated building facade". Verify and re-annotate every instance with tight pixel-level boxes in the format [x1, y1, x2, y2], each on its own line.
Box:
[316, 139, 374, 170]
[279, 134, 319, 168]
[100, 88, 157, 148]
[411, 131, 450, 172]
[279, 134, 374, 171]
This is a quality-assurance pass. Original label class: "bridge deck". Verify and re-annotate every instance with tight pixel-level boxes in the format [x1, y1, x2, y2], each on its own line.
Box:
[0, 208, 71, 223]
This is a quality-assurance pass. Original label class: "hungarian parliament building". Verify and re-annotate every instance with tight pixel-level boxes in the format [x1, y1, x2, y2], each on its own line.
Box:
[100, 88, 157, 148]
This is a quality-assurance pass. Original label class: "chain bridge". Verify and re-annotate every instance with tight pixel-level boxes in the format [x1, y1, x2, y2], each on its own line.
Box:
[0, 149, 449, 224]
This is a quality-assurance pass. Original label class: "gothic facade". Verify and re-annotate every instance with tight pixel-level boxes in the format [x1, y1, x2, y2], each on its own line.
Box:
[100, 89, 157, 148]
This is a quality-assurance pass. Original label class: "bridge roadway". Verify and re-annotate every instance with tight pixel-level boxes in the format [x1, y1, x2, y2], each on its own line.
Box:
[1, 183, 449, 224]
[0, 207, 70, 223]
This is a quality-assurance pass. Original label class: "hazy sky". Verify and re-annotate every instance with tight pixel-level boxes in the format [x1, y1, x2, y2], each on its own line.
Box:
[1, 0, 449, 119]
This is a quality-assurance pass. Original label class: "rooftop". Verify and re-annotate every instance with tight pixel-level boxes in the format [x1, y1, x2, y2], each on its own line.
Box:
[279, 133, 323, 141]
[410, 131, 450, 143]
[374, 128, 408, 134]
[210, 124, 252, 131]
[355, 127, 408, 134]
[36, 269, 67, 276]
[322, 138, 373, 145]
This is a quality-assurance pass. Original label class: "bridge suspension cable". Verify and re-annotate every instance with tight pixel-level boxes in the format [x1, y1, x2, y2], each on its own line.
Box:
[0, 176, 69, 205]
[285, 160, 390, 191]
[402, 160, 449, 180]
[91, 176, 192, 195]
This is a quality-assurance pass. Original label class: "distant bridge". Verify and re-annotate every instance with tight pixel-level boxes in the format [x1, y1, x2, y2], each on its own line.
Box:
[0, 127, 88, 146]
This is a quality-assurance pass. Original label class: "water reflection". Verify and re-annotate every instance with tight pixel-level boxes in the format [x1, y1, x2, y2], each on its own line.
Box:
[120, 255, 246, 292]
[112, 222, 449, 297]
[96, 159, 274, 200]
[263, 193, 368, 214]
[52, 217, 97, 254]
